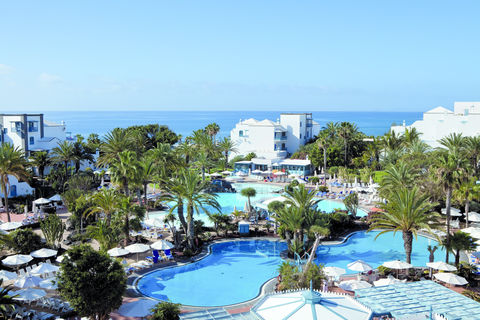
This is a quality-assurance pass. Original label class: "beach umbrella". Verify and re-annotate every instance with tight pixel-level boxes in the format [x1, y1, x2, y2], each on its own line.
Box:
[56, 255, 65, 263]
[30, 263, 60, 275]
[151, 240, 174, 251]
[467, 212, 480, 222]
[237, 171, 247, 176]
[221, 170, 231, 175]
[2, 254, 33, 267]
[244, 201, 249, 212]
[125, 243, 150, 261]
[347, 260, 372, 272]
[373, 275, 402, 287]
[426, 261, 457, 271]
[461, 227, 480, 239]
[263, 170, 273, 175]
[274, 172, 286, 176]
[441, 207, 462, 216]
[12, 288, 46, 301]
[14, 274, 42, 288]
[338, 280, 372, 291]
[433, 272, 468, 286]
[324, 266, 346, 278]
[48, 194, 62, 202]
[39, 278, 57, 290]
[382, 260, 412, 269]
[252, 169, 262, 174]
[0, 270, 17, 281]
[117, 298, 158, 318]
[30, 248, 57, 259]
[210, 172, 222, 177]
[108, 248, 130, 257]
[0, 222, 22, 231]
[33, 198, 51, 205]
[144, 218, 164, 228]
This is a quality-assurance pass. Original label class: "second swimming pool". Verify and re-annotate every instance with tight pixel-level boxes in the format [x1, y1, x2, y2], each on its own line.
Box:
[136, 231, 447, 307]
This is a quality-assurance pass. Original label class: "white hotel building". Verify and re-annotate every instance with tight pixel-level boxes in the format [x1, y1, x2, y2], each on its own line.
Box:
[391, 102, 480, 148]
[0, 113, 67, 198]
[230, 113, 320, 176]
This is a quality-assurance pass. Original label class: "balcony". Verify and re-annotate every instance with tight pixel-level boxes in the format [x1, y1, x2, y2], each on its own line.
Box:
[274, 135, 287, 141]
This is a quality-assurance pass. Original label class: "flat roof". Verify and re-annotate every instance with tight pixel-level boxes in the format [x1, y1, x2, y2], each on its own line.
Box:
[355, 280, 480, 319]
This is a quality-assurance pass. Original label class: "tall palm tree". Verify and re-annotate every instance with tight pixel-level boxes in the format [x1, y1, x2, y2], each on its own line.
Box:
[316, 132, 329, 185]
[84, 189, 120, 226]
[117, 196, 145, 246]
[465, 136, 480, 178]
[454, 177, 478, 228]
[97, 129, 133, 167]
[29, 151, 52, 179]
[378, 161, 420, 199]
[138, 153, 157, 209]
[276, 205, 304, 248]
[110, 150, 141, 196]
[218, 137, 237, 169]
[195, 152, 211, 182]
[71, 140, 94, 173]
[369, 187, 438, 264]
[175, 170, 220, 249]
[403, 127, 421, 147]
[0, 144, 29, 222]
[205, 123, 220, 143]
[87, 218, 120, 252]
[52, 140, 74, 178]
[303, 225, 330, 275]
[435, 133, 469, 263]
[284, 184, 320, 216]
[337, 122, 358, 167]
[175, 140, 195, 165]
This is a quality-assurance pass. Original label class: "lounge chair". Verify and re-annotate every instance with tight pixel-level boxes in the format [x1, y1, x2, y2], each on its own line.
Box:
[164, 249, 174, 260]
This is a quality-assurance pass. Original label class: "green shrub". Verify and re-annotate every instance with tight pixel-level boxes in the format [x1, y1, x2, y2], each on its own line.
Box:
[151, 301, 181, 320]
[377, 265, 392, 276]
[317, 186, 329, 192]
[10, 228, 43, 254]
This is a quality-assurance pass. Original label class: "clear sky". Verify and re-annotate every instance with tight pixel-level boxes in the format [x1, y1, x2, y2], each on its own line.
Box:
[1, 1, 479, 112]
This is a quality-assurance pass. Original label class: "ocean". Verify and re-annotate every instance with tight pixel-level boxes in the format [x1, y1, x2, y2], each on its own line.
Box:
[41, 110, 422, 139]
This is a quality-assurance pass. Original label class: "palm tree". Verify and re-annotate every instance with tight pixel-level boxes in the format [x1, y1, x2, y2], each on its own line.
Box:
[29, 151, 52, 179]
[316, 132, 329, 185]
[369, 187, 438, 264]
[87, 218, 120, 252]
[138, 153, 156, 209]
[0, 144, 29, 222]
[442, 231, 477, 267]
[71, 139, 94, 173]
[240, 187, 257, 216]
[110, 150, 141, 196]
[205, 123, 220, 143]
[84, 189, 120, 226]
[303, 225, 330, 275]
[378, 161, 420, 199]
[195, 152, 211, 182]
[403, 127, 421, 147]
[380, 130, 404, 165]
[175, 140, 195, 165]
[435, 134, 469, 262]
[454, 177, 478, 228]
[52, 140, 74, 178]
[337, 122, 358, 167]
[97, 128, 133, 167]
[465, 136, 480, 178]
[218, 137, 237, 169]
[276, 205, 305, 247]
[0, 279, 17, 319]
[163, 212, 177, 246]
[284, 184, 320, 217]
[117, 196, 145, 246]
[176, 170, 220, 249]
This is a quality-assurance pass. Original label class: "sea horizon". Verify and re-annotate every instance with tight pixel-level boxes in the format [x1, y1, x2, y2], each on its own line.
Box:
[26, 110, 422, 139]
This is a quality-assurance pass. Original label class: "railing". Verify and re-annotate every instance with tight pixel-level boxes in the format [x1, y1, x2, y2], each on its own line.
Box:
[274, 136, 287, 140]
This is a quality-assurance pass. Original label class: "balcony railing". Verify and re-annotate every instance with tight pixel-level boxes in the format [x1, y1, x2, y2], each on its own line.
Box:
[274, 136, 287, 141]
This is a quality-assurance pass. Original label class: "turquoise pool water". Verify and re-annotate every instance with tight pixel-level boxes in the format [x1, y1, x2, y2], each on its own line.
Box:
[136, 231, 447, 306]
[149, 182, 282, 226]
[317, 199, 368, 217]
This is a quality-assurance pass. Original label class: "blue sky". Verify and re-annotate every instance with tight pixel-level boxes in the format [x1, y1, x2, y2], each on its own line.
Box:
[1, 1, 479, 112]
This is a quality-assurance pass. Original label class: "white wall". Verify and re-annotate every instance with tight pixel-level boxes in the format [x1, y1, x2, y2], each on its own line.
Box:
[0, 175, 34, 198]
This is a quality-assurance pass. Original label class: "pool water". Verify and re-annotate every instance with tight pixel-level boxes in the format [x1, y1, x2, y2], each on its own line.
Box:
[136, 231, 447, 306]
[317, 199, 368, 217]
[315, 231, 450, 272]
[137, 240, 287, 306]
[149, 182, 282, 226]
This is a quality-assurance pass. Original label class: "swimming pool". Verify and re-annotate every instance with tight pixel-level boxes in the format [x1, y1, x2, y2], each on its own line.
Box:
[317, 199, 368, 217]
[136, 231, 447, 306]
[148, 182, 282, 226]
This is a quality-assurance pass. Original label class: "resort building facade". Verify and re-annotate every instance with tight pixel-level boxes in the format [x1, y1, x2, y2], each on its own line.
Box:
[391, 102, 480, 148]
[234, 158, 313, 176]
[230, 113, 321, 160]
[0, 113, 68, 198]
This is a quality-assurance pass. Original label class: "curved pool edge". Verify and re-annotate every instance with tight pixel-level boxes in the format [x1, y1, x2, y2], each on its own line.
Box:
[132, 236, 284, 309]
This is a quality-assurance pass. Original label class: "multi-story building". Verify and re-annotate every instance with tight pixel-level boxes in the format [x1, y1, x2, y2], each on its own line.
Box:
[0, 114, 67, 198]
[230, 113, 320, 161]
[391, 102, 480, 148]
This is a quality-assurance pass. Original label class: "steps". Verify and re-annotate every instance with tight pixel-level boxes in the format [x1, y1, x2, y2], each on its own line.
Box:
[180, 308, 256, 320]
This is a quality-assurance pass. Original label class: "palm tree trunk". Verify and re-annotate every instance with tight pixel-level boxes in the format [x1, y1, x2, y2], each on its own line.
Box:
[177, 201, 188, 232]
[64, 160, 68, 178]
[202, 166, 205, 182]
[304, 235, 320, 271]
[455, 250, 460, 267]
[323, 148, 327, 186]
[465, 195, 470, 228]
[403, 231, 413, 264]
[1, 179, 10, 222]
[187, 204, 195, 250]
[124, 214, 130, 247]
[344, 141, 347, 167]
[445, 188, 452, 263]
[143, 183, 148, 210]
[225, 152, 229, 169]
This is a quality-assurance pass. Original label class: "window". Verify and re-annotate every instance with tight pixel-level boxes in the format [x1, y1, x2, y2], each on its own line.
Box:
[10, 185, 17, 197]
[300, 133, 302, 139]
[239, 130, 243, 137]
[29, 137, 34, 145]
[11, 122, 22, 132]
[300, 121, 302, 127]
[28, 121, 38, 132]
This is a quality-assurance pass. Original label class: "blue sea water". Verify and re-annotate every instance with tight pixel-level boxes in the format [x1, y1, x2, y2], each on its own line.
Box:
[41, 110, 421, 138]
